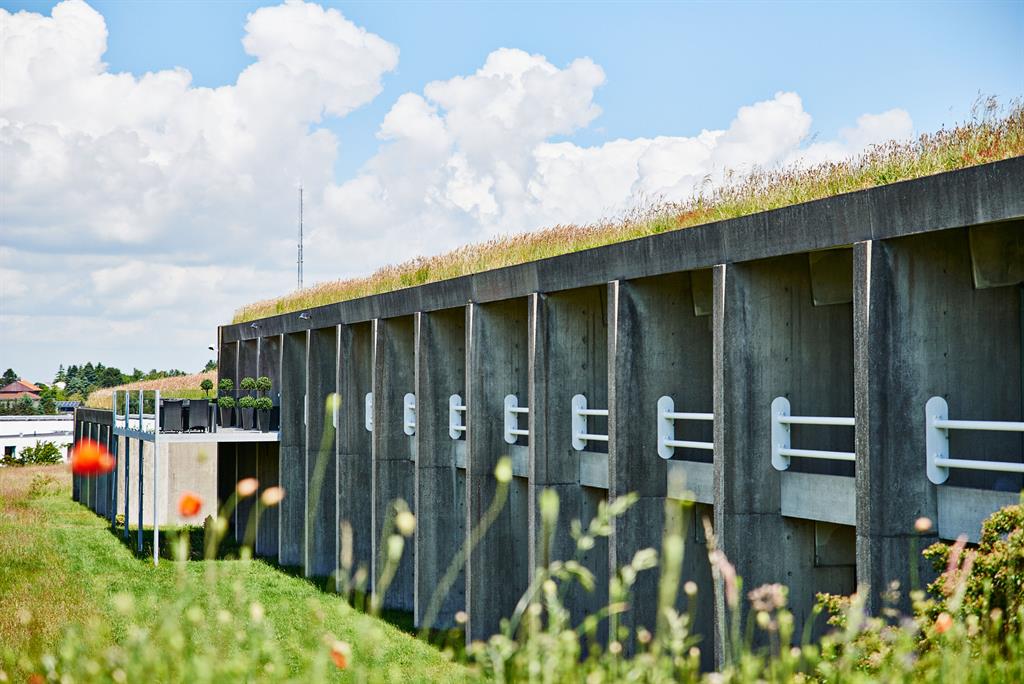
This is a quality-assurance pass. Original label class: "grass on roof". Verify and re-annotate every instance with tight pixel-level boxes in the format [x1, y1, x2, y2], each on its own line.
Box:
[233, 97, 1024, 325]
[84, 370, 217, 409]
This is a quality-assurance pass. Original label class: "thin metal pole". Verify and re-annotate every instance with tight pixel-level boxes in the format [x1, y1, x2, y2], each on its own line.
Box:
[153, 390, 160, 566]
[137, 390, 144, 553]
[124, 392, 131, 538]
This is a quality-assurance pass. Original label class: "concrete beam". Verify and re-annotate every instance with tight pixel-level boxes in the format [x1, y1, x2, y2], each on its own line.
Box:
[307, 326, 339, 578]
[372, 316, 416, 612]
[608, 274, 714, 664]
[528, 287, 610, 625]
[465, 299, 531, 641]
[279, 331, 309, 569]
[337, 322, 374, 592]
[414, 308, 467, 628]
[713, 255, 856, 660]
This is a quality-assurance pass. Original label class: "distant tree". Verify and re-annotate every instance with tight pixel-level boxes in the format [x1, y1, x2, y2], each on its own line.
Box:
[200, 378, 214, 397]
[203, 359, 217, 372]
[1, 368, 17, 386]
[55, 364, 66, 382]
[13, 396, 36, 415]
[38, 385, 58, 415]
[98, 366, 124, 388]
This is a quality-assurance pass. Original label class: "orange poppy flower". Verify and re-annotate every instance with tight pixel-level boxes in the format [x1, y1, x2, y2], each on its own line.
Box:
[330, 640, 351, 669]
[178, 491, 203, 517]
[71, 438, 115, 476]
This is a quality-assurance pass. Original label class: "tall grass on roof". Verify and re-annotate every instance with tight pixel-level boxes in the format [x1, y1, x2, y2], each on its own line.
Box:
[233, 97, 1024, 324]
[84, 371, 217, 409]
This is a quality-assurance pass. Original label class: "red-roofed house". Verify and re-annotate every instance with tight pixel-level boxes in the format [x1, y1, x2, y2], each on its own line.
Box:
[0, 380, 41, 405]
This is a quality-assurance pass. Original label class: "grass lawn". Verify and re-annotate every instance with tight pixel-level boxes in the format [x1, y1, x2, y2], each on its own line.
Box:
[0, 465, 472, 682]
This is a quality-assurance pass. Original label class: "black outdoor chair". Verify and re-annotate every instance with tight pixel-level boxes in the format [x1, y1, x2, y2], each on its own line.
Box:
[187, 399, 210, 432]
[161, 399, 184, 432]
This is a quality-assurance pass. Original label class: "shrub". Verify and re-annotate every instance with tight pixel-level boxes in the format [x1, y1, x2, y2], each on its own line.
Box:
[240, 377, 257, 391]
[217, 396, 235, 409]
[254, 397, 273, 412]
[199, 378, 213, 396]
[1, 440, 64, 466]
[255, 376, 272, 393]
[238, 396, 256, 410]
[217, 378, 234, 393]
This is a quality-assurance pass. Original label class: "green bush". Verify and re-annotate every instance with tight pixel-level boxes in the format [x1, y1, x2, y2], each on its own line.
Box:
[254, 397, 273, 412]
[238, 396, 257, 410]
[255, 376, 272, 393]
[200, 378, 214, 396]
[240, 377, 257, 391]
[217, 378, 234, 393]
[1, 440, 65, 466]
[217, 396, 235, 409]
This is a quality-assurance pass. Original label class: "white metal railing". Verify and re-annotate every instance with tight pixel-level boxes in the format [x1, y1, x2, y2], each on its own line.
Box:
[504, 394, 529, 444]
[364, 392, 373, 432]
[403, 393, 416, 436]
[449, 394, 467, 439]
[656, 396, 713, 459]
[770, 396, 854, 471]
[926, 396, 1024, 484]
[571, 394, 608, 451]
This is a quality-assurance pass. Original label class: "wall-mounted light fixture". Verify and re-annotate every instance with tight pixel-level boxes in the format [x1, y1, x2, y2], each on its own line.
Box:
[250, 322, 260, 329]
[208, 345, 215, 351]
[299, 312, 311, 320]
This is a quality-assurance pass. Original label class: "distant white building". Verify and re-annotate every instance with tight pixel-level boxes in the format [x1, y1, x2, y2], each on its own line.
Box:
[0, 415, 74, 462]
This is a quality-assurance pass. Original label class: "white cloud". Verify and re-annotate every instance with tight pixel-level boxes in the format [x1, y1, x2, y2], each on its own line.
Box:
[1, 1, 914, 381]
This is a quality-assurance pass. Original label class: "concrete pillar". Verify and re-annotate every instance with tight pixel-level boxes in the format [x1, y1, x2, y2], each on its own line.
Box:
[608, 274, 714, 664]
[337, 322, 374, 594]
[255, 334, 282, 558]
[466, 299, 531, 641]
[528, 287, 610, 625]
[855, 227, 1022, 614]
[414, 308, 467, 628]
[713, 255, 856, 658]
[372, 316, 416, 612]
[307, 326, 339, 578]
[220, 341, 239, 428]
[235, 443, 259, 544]
[279, 331, 309, 568]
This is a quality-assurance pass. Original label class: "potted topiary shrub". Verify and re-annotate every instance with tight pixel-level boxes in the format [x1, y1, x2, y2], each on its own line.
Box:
[200, 378, 213, 397]
[238, 395, 256, 430]
[255, 396, 273, 432]
[240, 376, 257, 394]
[217, 396, 235, 427]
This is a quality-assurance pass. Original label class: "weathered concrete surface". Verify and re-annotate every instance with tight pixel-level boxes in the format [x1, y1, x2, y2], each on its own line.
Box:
[465, 299, 531, 641]
[337, 322, 374, 590]
[162, 441, 218, 524]
[222, 159, 1024, 343]
[529, 287, 610, 625]
[372, 316, 417, 611]
[855, 227, 1022, 614]
[279, 331, 308, 568]
[234, 443, 259, 543]
[414, 308, 467, 628]
[713, 257, 856, 661]
[307, 326, 338, 578]
[608, 274, 714, 664]
[255, 335, 282, 558]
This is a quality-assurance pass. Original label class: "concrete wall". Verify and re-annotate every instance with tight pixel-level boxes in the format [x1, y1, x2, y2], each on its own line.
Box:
[414, 308, 467, 627]
[279, 331, 308, 568]
[256, 335, 282, 557]
[307, 326, 338, 578]
[372, 316, 417, 611]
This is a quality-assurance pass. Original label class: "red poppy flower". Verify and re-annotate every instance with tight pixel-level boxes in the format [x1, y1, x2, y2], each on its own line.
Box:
[330, 640, 351, 669]
[71, 438, 115, 476]
[178, 491, 203, 517]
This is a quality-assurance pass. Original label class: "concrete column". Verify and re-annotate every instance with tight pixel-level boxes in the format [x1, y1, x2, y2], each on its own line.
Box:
[855, 228, 1022, 613]
[528, 287, 610, 625]
[255, 334, 282, 558]
[372, 316, 416, 612]
[608, 274, 714, 663]
[279, 331, 309, 568]
[466, 299, 531, 641]
[337, 322, 375, 595]
[414, 308, 467, 628]
[307, 326, 339, 578]
[713, 255, 856, 659]
[235, 443, 259, 543]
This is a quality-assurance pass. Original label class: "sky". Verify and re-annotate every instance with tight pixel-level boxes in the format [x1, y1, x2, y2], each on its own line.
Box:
[1, 0, 1022, 383]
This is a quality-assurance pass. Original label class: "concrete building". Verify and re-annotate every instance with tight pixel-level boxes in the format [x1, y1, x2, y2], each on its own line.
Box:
[75, 158, 1024, 665]
[1, 414, 74, 461]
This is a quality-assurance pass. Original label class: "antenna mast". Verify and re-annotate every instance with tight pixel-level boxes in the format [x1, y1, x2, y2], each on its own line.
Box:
[297, 184, 304, 290]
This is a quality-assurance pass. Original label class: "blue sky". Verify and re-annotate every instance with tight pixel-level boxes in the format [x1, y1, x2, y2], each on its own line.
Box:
[1, 0, 1022, 382]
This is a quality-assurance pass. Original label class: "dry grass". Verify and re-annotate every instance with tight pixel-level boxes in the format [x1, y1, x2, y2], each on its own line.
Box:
[234, 98, 1024, 324]
[85, 370, 217, 409]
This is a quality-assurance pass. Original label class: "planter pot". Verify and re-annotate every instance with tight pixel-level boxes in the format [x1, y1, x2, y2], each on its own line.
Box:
[219, 406, 233, 427]
[258, 410, 271, 433]
[240, 408, 255, 430]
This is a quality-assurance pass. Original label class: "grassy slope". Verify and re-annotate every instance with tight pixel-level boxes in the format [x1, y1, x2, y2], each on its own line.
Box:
[85, 370, 217, 408]
[0, 466, 468, 681]
[233, 99, 1023, 324]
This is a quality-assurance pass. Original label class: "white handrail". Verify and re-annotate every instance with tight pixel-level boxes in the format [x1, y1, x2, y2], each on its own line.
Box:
[657, 396, 714, 459]
[504, 394, 529, 444]
[403, 393, 416, 436]
[449, 394, 467, 440]
[364, 392, 373, 433]
[572, 394, 608, 451]
[771, 396, 854, 471]
[926, 396, 1024, 484]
